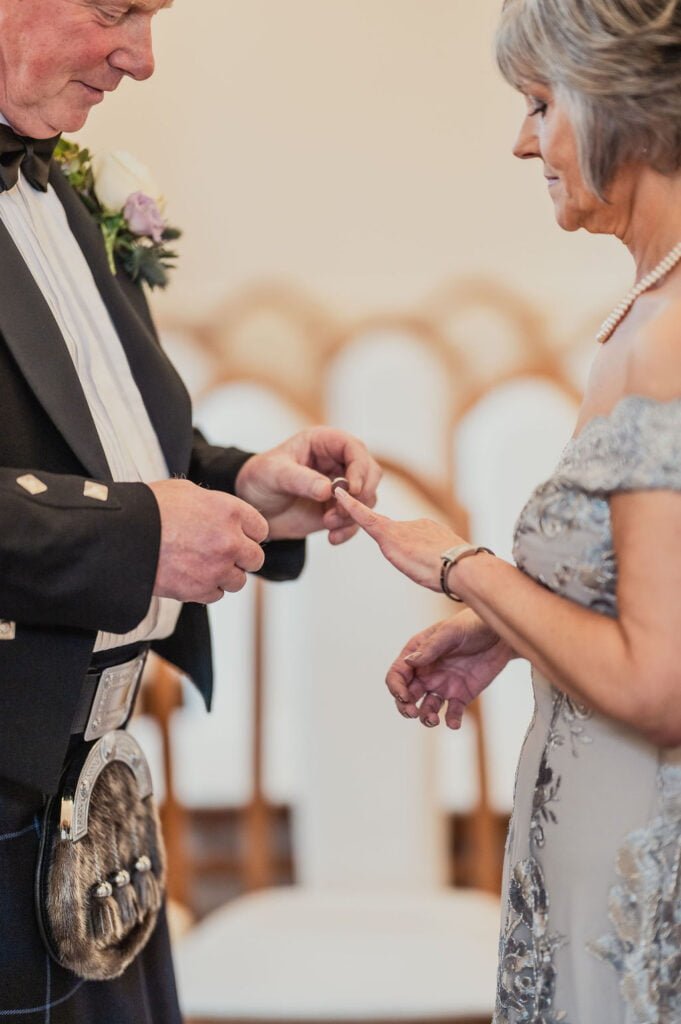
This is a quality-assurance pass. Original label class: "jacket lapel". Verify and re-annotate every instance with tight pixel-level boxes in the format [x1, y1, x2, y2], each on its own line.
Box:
[0, 217, 110, 478]
[50, 167, 193, 477]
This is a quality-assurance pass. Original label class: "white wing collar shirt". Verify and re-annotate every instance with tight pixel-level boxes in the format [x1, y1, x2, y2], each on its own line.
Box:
[0, 114, 181, 651]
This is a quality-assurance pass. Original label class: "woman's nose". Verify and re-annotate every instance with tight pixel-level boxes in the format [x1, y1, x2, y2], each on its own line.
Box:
[513, 116, 540, 160]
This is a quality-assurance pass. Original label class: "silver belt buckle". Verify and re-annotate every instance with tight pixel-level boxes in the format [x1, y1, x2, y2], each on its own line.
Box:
[84, 652, 147, 742]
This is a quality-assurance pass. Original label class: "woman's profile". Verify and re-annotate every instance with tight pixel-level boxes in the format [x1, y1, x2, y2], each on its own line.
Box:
[336, 1, 681, 1020]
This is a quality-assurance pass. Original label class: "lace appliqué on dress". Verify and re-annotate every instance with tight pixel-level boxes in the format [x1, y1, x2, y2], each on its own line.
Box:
[587, 765, 681, 1023]
[514, 395, 681, 618]
[494, 858, 568, 1024]
[530, 691, 592, 849]
[513, 480, 617, 616]
[498, 688, 591, 1021]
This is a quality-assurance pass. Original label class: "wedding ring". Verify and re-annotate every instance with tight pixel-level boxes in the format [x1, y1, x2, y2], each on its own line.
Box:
[331, 476, 349, 493]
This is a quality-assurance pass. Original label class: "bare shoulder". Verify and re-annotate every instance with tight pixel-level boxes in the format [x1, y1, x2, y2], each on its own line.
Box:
[625, 295, 681, 399]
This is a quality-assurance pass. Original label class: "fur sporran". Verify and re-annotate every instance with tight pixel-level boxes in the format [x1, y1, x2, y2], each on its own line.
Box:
[35, 731, 166, 981]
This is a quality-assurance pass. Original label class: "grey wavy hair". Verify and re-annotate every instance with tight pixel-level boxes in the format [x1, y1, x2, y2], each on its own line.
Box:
[495, 0, 681, 196]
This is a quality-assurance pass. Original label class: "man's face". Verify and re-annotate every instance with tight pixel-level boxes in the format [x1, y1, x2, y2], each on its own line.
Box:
[0, 0, 173, 138]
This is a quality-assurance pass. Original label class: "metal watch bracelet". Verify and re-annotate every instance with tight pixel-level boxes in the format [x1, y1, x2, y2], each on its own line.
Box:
[439, 543, 495, 602]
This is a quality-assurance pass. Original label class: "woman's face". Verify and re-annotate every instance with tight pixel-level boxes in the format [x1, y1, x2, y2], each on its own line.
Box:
[513, 82, 630, 234]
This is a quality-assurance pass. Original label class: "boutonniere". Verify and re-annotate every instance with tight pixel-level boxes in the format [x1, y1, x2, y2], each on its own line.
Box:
[54, 139, 181, 290]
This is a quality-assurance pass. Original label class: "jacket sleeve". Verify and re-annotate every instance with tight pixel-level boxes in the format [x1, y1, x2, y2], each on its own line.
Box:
[188, 429, 306, 582]
[0, 468, 160, 633]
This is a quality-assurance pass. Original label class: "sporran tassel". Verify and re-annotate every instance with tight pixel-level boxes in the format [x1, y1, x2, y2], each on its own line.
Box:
[90, 880, 123, 945]
[133, 854, 161, 917]
[112, 869, 139, 928]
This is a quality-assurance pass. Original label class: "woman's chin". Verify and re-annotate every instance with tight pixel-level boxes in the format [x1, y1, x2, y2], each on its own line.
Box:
[552, 203, 583, 233]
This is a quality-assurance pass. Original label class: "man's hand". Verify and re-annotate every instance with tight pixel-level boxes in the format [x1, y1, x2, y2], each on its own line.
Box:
[234, 427, 382, 543]
[149, 479, 269, 603]
[386, 609, 517, 729]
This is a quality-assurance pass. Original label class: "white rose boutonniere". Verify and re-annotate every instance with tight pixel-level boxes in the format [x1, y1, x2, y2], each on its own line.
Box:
[54, 139, 181, 290]
[92, 149, 164, 212]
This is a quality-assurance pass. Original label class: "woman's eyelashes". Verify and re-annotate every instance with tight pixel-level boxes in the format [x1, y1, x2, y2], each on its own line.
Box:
[528, 100, 548, 118]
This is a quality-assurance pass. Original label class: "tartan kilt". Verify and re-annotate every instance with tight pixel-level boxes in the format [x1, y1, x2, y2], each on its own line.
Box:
[0, 778, 183, 1023]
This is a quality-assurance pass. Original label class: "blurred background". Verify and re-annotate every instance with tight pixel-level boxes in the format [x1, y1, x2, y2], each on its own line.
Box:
[78, 2, 632, 1021]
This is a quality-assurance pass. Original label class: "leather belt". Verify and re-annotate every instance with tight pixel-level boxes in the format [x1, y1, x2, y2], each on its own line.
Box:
[71, 646, 148, 740]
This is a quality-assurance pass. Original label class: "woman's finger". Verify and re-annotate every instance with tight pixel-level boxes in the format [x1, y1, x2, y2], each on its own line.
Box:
[386, 663, 412, 703]
[419, 692, 444, 728]
[444, 697, 467, 731]
[333, 487, 389, 540]
[405, 617, 466, 666]
[397, 696, 421, 719]
[407, 677, 426, 703]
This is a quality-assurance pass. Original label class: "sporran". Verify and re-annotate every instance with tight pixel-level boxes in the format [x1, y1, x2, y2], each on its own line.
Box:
[35, 730, 166, 981]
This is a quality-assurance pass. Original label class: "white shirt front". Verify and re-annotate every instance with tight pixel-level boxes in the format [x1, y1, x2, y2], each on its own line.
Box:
[0, 123, 181, 649]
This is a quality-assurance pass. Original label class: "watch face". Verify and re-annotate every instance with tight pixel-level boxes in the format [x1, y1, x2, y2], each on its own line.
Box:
[441, 543, 473, 563]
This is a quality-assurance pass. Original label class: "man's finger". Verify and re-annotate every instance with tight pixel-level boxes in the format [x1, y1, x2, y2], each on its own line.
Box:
[218, 567, 248, 594]
[328, 524, 359, 546]
[236, 539, 267, 574]
[278, 461, 333, 503]
[313, 432, 373, 495]
[354, 457, 382, 509]
[239, 503, 270, 544]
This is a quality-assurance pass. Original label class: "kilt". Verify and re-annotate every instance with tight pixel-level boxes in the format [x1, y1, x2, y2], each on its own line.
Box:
[0, 777, 183, 1023]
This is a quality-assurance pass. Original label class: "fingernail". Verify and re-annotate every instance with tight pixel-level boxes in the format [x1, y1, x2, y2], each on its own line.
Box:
[312, 480, 328, 500]
[424, 718, 437, 728]
[405, 651, 422, 664]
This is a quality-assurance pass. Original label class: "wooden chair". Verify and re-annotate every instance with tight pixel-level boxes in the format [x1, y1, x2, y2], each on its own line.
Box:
[147, 280, 594, 1024]
[162, 468, 500, 1024]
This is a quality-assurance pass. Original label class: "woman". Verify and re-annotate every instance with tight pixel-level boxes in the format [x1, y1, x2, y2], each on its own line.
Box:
[334, 1, 681, 1020]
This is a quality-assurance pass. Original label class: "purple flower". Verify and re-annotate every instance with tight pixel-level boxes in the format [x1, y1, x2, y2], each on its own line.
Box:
[123, 191, 165, 244]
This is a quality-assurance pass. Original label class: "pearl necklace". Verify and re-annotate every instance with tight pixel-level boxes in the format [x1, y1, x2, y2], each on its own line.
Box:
[596, 240, 681, 344]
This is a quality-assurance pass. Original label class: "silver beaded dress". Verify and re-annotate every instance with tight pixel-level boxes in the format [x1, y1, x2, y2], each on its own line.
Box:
[494, 395, 681, 1024]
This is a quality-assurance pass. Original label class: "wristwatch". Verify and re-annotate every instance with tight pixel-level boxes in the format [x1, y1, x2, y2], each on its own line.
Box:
[439, 543, 495, 602]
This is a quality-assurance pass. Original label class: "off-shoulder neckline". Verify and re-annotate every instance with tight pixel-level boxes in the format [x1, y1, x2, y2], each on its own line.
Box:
[568, 393, 681, 448]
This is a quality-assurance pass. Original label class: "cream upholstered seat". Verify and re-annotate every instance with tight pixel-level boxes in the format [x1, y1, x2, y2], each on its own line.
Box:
[175, 888, 500, 1022]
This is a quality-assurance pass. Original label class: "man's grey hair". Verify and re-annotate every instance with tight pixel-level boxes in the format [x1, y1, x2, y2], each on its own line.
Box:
[495, 0, 681, 196]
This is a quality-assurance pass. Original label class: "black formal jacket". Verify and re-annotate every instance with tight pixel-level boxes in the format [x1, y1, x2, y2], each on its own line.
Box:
[0, 166, 304, 795]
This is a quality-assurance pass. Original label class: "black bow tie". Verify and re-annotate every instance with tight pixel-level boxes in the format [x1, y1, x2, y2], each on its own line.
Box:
[0, 124, 60, 194]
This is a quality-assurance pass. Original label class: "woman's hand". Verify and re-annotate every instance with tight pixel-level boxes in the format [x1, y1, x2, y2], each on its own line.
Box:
[386, 609, 517, 729]
[334, 487, 463, 590]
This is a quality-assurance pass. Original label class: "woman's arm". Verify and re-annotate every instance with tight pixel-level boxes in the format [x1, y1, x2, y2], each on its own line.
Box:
[337, 484, 681, 746]
[336, 306, 681, 746]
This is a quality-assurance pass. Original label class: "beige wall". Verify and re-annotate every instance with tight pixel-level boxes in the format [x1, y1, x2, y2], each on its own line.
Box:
[79, 0, 632, 339]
